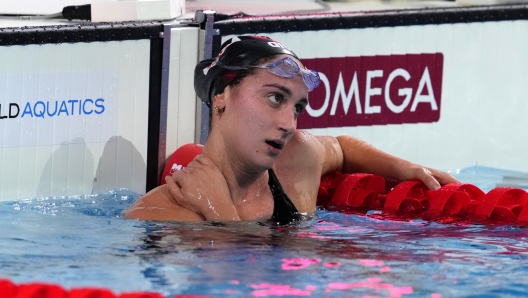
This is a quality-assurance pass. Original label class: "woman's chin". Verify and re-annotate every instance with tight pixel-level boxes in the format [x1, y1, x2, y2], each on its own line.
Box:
[253, 156, 278, 172]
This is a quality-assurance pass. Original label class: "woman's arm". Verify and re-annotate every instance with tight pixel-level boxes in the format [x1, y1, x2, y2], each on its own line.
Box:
[124, 154, 240, 222]
[336, 135, 459, 189]
[317, 134, 459, 190]
[123, 185, 205, 221]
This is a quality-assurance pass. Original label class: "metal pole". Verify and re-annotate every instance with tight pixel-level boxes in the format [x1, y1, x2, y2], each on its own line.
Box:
[156, 23, 172, 185]
[196, 10, 219, 144]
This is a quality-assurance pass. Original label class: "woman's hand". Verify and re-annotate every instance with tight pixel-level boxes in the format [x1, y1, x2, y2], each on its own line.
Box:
[164, 154, 240, 221]
[393, 160, 460, 190]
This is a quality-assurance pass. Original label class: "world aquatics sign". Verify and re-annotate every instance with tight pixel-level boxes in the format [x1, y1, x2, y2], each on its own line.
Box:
[0, 98, 105, 119]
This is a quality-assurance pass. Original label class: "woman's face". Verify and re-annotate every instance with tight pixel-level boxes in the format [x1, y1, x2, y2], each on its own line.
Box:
[219, 55, 309, 172]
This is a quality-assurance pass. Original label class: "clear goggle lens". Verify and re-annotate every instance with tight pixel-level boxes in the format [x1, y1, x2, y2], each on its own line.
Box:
[218, 57, 320, 92]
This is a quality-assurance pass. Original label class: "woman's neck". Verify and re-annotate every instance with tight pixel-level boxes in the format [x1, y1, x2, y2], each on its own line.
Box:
[202, 136, 270, 206]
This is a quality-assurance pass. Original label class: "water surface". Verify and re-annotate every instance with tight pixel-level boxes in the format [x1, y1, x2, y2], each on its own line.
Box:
[1, 166, 528, 297]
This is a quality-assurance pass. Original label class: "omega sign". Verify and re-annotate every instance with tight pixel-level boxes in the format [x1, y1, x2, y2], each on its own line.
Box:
[298, 53, 444, 129]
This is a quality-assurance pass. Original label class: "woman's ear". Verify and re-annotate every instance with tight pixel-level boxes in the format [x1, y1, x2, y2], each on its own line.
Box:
[212, 86, 230, 110]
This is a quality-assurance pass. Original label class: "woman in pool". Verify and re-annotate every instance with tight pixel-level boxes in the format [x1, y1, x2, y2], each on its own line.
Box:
[124, 36, 458, 223]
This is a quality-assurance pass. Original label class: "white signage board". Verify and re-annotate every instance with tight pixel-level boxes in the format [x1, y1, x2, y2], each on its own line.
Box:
[225, 20, 528, 172]
[0, 40, 150, 201]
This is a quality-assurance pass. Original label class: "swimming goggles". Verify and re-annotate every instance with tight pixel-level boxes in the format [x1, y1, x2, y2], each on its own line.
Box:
[217, 57, 320, 92]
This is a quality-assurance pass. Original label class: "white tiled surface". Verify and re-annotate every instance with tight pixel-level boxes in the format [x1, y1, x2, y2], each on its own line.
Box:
[184, 0, 458, 17]
[0, 0, 463, 28]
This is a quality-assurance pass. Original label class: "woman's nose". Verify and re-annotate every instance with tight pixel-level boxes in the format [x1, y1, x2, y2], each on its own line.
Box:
[278, 108, 296, 135]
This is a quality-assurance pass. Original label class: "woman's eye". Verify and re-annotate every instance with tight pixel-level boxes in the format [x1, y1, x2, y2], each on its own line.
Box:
[267, 93, 283, 104]
[294, 104, 305, 116]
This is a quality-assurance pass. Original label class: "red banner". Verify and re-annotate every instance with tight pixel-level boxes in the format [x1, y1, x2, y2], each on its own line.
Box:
[299, 53, 444, 129]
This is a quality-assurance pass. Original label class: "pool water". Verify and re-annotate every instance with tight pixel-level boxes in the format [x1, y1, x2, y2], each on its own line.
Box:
[1, 166, 528, 297]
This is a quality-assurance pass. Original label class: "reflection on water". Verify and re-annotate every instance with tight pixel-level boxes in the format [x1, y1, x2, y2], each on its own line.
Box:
[1, 166, 528, 297]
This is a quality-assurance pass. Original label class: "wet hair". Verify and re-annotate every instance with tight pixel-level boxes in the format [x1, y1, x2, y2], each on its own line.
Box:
[194, 35, 299, 108]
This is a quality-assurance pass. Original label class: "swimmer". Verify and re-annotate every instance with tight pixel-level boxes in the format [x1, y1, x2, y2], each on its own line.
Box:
[123, 36, 459, 224]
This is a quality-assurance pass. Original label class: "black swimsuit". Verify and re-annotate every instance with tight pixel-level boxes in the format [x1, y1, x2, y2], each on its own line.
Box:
[268, 168, 300, 225]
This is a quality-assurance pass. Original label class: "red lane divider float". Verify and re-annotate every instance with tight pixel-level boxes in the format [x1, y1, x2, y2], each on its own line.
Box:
[318, 171, 528, 225]
[0, 279, 210, 298]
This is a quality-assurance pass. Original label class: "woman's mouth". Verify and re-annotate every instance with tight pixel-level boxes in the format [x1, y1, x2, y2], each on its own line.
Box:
[265, 140, 284, 150]
[265, 140, 284, 154]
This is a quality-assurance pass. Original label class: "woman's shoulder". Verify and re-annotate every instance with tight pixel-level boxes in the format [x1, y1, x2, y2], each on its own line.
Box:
[288, 130, 335, 157]
[274, 130, 325, 212]
[291, 130, 325, 151]
[279, 130, 343, 175]
[277, 130, 325, 170]
[123, 185, 205, 222]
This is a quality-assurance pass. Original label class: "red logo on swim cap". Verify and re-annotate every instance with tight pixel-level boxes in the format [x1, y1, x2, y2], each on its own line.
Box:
[251, 36, 272, 40]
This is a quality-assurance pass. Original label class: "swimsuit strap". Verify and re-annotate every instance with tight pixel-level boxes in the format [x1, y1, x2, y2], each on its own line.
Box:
[268, 168, 300, 225]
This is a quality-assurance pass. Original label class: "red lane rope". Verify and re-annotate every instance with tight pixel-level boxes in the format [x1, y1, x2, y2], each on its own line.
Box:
[319, 171, 528, 225]
[0, 279, 210, 298]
